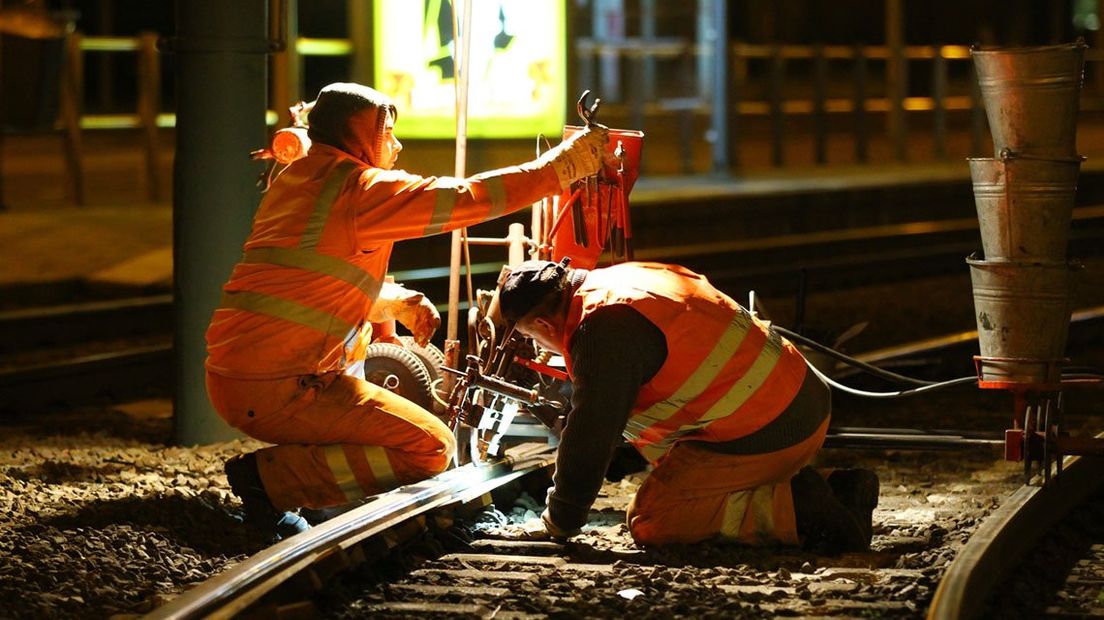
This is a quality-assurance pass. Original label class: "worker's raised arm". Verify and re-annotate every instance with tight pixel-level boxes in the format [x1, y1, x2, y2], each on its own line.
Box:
[350, 127, 608, 245]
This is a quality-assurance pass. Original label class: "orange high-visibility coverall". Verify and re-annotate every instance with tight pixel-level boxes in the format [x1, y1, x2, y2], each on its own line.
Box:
[206, 143, 560, 510]
[558, 263, 830, 545]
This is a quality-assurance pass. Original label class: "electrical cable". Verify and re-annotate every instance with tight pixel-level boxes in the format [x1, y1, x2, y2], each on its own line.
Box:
[805, 360, 978, 398]
[774, 325, 939, 387]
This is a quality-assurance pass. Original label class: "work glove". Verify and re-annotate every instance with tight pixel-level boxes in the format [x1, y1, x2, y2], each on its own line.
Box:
[542, 125, 610, 190]
[369, 282, 440, 347]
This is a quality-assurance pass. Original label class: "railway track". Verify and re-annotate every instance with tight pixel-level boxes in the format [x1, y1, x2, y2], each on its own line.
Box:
[138, 431, 1104, 619]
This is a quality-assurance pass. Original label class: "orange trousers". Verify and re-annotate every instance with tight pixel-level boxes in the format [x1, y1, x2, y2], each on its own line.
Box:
[626, 416, 829, 546]
[207, 370, 456, 511]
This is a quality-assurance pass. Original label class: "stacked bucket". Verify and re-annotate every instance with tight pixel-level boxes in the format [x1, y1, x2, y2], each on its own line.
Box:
[968, 41, 1086, 387]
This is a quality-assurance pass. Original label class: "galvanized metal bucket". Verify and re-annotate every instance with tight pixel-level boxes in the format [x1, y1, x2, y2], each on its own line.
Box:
[967, 257, 1076, 384]
[972, 41, 1086, 159]
[968, 156, 1079, 262]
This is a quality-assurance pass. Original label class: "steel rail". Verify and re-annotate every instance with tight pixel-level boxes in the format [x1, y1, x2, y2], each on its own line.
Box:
[145, 443, 556, 620]
[0, 345, 170, 412]
[824, 427, 1004, 451]
[0, 295, 172, 353]
[926, 434, 1104, 620]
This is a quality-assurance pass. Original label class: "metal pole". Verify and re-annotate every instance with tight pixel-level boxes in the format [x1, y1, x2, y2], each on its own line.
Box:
[270, 0, 298, 126]
[813, 42, 828, 165]
[708, 0, 729, 174]
[886, 0, 907, 162]
[641, 0, 657, 101]
[933, 46, 947, 159]
[172, 0, 270, 445]
[853, 43, 868, 163]
[348, 0, 372, 85]
[444, 0, 473, 380]
[769, 44, 785, 168]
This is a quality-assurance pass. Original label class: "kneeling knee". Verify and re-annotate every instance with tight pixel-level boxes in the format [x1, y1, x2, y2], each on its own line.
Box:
[415, 432, 456, 476]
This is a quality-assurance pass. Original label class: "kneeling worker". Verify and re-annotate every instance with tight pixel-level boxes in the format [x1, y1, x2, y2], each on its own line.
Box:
[205, 83, 609, 541]
[497, 260, 879, 552]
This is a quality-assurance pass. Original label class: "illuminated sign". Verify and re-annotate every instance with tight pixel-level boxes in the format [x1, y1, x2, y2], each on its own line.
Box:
[373, 0, 565, 138]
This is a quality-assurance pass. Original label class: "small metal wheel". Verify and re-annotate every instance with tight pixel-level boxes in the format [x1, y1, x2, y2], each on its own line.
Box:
[397, 336, 446, 381]
[362, 342, 435, 413]
[398, 336, 448, 415]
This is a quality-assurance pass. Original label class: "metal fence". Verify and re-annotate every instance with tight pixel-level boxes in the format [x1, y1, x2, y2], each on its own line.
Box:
[66, 30, 1104, 200]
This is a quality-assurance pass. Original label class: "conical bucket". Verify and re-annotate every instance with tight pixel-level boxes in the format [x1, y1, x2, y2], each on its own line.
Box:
[972, 41, 1086, 159]
[969, 156, 1079, 262]
[967, 257, 1076, 384]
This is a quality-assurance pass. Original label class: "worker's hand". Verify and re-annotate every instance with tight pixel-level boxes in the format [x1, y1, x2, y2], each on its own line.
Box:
[545, 125, 610, 189]
[394, 293, 439, 347]
[369, 283, 441, 346]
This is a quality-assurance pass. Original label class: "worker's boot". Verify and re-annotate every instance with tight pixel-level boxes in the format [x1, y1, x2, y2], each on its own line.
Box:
[225, 453, 310, 542]
[790, 466, 868, 554]
[826, 468, 880, 546]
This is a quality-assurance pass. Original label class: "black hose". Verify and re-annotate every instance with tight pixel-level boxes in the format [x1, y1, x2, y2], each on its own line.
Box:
[808, 363, 978, 399]
[774, 325, 938, 387]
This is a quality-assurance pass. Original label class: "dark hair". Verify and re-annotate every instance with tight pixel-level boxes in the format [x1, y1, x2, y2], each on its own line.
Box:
[499, 260, 571, 324]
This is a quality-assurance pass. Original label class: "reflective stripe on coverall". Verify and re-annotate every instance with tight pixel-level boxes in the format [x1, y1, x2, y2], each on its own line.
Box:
[560, 262, 826, 545]
[204, 144, 560, 507]
[206, 370, 454, 510]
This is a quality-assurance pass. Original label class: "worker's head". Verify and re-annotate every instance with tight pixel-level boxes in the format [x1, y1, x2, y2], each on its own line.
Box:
[307, 82, 402, 169]
[497, 259, 574, 353]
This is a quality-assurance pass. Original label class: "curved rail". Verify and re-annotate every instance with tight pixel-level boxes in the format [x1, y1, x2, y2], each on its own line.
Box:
[927, 434, 1104, 620]
[145, 443, 556, 620]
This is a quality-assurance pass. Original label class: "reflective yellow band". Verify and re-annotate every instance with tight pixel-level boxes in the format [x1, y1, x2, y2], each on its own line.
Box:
[424, 185, 458, 236]
[485, 175, 508, 219]
[219, 290, 354, 339]
[241, 246, 382, 300]
[638, 435, 682, 462]
[300, 161, 357, 250]
[747, 485, 776, 539]
[719, 490, 752, 538]
[719, 485, 775, 541]
[364, 446, 397, 489]
[626, 309, 754, 435]
[695, 329, 785, 423]
[324, 445, 360, 503]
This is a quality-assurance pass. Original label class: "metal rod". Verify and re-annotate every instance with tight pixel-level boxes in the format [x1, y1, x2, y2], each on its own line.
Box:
[769, 44, 785, 167]
[886, 0, 907, 162]
[709, 0, 729, 173]
[813, 42, 828, 165]
[853, 43, 868, 163]
[933, 47, 947, 159]
[445, 0, 474, 363]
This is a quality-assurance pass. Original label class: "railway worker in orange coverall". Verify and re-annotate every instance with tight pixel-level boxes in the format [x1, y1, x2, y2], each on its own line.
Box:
[205, 82, 609, 541]
[496, 259, 880, 552]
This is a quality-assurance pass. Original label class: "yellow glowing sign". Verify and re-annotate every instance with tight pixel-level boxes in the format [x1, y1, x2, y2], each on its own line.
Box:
[373, 0, 565, 138]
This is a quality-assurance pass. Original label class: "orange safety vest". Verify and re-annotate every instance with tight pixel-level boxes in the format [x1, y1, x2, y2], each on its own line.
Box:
[560, 263, 809, 463]
[206, 144, 560, 379]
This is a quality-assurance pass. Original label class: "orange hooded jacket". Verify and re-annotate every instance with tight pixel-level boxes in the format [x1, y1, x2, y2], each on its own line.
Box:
[206, 144, 560, 379]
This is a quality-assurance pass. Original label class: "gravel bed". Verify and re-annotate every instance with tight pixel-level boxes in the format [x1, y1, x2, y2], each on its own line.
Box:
[0, 401, 265, 619]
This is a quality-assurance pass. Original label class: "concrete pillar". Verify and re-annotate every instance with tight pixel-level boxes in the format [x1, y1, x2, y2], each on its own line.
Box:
[172, 0, 270, 445]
